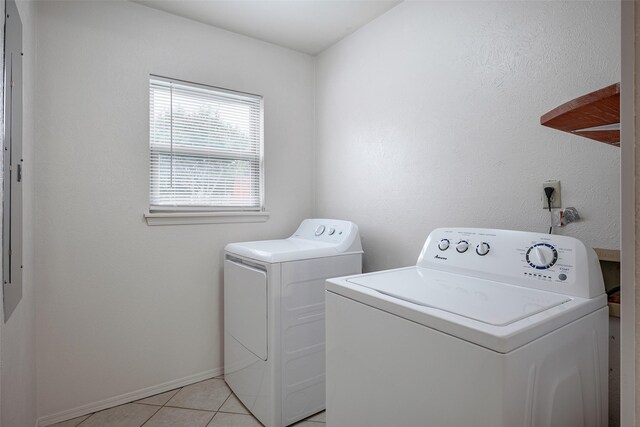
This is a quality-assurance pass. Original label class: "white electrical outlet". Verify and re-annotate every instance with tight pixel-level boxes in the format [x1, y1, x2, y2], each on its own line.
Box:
[542, 180, 561, 209]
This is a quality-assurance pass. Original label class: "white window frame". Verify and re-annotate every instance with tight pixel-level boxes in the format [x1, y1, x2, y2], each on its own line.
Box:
[144, 75, 269, 225]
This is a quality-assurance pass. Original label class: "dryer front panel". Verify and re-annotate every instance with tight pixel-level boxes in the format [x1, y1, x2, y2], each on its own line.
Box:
[224, 258, 268, 361]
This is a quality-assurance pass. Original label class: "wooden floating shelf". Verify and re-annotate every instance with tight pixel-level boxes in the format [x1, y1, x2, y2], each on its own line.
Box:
[540, 83, 620, 146]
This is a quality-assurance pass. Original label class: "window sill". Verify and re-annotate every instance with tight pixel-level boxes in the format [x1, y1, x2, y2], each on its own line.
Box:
[144, 211, 270, 226]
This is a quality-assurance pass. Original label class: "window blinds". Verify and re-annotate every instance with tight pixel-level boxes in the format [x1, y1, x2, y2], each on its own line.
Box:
[149, 77, 263, 211]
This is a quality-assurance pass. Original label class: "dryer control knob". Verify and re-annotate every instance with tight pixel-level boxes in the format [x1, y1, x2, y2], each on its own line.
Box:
[456, 240, 469, 253]
[438, 239, 450, 251]
[328, 227, 336, 236]
[315, 225, 326, 236]
[476, 242, 490, 256]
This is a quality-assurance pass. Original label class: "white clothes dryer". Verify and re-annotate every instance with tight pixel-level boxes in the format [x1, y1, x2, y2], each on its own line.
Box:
[224, 219, 362, 427]
[326, 228, 607, 427]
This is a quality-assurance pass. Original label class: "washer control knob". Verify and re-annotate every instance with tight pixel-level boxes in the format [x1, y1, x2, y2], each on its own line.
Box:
[532, 247, 547, 265]
[476, 242, 490, 256]
[526, 243, 558, 269]
[456, 240, 469, 253]
[328, 227, 336, 236]
[438, 239, 450, 251]
[315, 225, 326, 236]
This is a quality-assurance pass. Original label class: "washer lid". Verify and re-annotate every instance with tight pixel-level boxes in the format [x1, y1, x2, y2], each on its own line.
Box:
[347, 268, 570, 326]
[330, 266, 606, 353]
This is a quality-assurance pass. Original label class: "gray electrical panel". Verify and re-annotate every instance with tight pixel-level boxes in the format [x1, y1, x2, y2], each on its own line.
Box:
[3, 0, 22, 322]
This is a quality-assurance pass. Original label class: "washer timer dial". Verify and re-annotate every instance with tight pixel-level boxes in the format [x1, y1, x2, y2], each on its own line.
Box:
[526, 243, 558, 270]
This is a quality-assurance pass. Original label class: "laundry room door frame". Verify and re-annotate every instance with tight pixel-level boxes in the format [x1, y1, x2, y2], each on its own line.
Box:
[619, 1, 635, 425]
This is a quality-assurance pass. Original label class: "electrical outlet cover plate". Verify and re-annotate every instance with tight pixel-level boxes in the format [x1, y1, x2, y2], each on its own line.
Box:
[542, 180, 561, 209]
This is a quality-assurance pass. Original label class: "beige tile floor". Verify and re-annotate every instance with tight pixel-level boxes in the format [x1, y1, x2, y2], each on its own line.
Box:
[50, 377, 326, 427]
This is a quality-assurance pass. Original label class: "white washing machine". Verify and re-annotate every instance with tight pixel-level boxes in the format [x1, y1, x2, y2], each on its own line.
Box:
[224, 219, 362, 427]
[326, 228, 608, 427]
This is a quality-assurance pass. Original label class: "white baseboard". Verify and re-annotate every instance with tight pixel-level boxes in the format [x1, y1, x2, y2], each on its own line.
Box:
[37, 367, 223, 426]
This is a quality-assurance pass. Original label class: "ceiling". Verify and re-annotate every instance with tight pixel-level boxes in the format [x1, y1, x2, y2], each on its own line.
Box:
[132, 0, 402, 55]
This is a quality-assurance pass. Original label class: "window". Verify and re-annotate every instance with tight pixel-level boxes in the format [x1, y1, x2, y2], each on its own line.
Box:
[149, 76, 264, 212]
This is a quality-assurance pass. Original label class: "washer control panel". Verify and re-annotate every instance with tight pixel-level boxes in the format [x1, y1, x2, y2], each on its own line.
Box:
[418, 228, 604, 299]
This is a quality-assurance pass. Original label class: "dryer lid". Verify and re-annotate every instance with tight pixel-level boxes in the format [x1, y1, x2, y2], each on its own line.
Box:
[226, 238, 341, 263]
[225, 219, 363, 263]
[346, 267, 570, 326]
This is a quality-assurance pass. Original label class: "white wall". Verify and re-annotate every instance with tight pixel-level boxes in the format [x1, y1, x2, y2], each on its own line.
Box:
[1, 0, 37, 426]
[32, 0, 623, 423]
[316, 1, 621, 273]
[34, 1, 315, 421]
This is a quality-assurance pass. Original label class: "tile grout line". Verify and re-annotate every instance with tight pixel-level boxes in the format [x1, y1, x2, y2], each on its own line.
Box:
[162, 405, 220, 413]
[138, 404, 163, 427]
[162, 387, 181, 405]
[75, 412, 93, 427]
[73, 386, 181, 427]
[208, 411, 218, 425]
[205, 411, 218, 426]
[139, 386, 180, 426]
[70, 380, 247, 427]
[150, 383, 224, 425]
[217, 392, 233, 412]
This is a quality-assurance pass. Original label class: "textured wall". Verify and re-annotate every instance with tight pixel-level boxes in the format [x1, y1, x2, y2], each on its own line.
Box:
[1, 0, 37, 426]
[315, 1, 620, 273]
[35, 1, 315, 421]
[634, 1, 640, 423]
